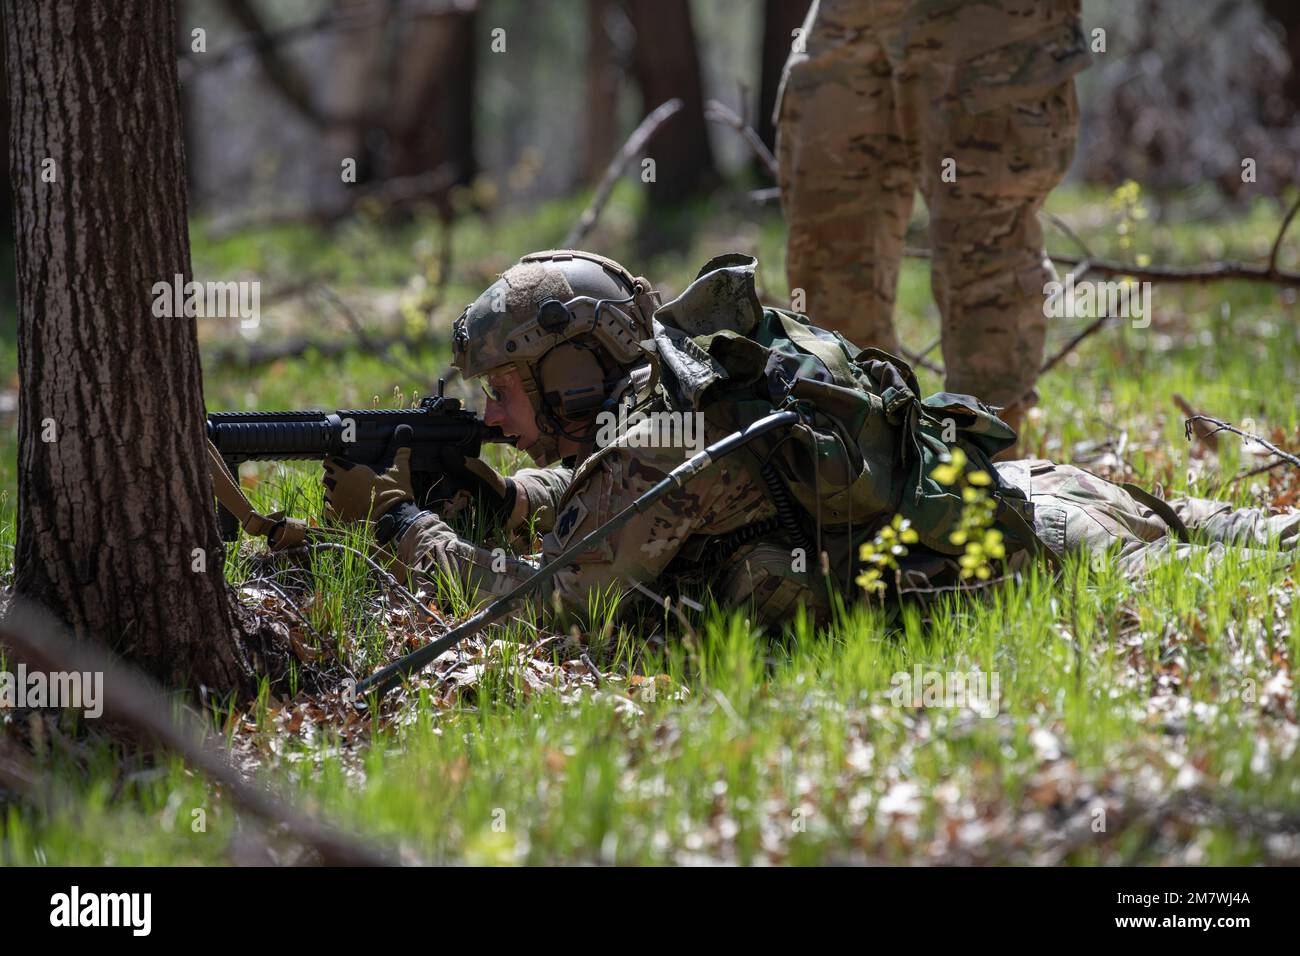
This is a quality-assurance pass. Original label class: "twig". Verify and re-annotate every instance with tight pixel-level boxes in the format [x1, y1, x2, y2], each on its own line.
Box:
[703, 98, 778, 180]
[205, 328, 444, 371]
[290, 541, 447, 629]
[580, 652, 605, 685]
[903, 246, 1300, 286]
[899, 344, 944, 376]
[1172, 394, 1221, 451]
[562, 98, 684, 248]
[1038, 313, 1112, 379]
[1267, 193, 1300, 275]
[316, 286, 436, 389]
[1183, 416, 1300, 471]
[915, 336, 942, 361]
[1041, 210, 1096, 261]
[243, 574, 345, 673]
[0, 597, 400, 866]
[1231, 457, 1289, 486]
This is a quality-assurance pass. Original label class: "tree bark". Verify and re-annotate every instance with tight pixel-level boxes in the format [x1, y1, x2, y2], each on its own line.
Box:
[1263, 0, 1300, 114]
[757, 0, 809, 162]
[385, 4, 477, 186]
[0, 21, 11, 244]
[624, 0, 717, 205]
[3, 0, 252, 690]
[580, 0, 621, 185]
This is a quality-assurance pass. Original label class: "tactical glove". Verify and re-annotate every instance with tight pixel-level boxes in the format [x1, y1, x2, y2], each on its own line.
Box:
[438, 449, 518, 528]
[323, 447, 415, 523]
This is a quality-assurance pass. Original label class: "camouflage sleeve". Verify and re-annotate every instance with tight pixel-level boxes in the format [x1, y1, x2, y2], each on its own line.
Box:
[394, 509, 541, 603]
[510, 462, 574, 534]
[394, 448, 725, 616]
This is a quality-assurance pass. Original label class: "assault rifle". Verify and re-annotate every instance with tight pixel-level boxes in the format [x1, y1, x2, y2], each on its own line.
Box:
[205, 379, 511, 541]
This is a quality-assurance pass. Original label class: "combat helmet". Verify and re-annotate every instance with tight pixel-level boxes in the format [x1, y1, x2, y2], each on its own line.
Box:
[452, 249, 660, 464]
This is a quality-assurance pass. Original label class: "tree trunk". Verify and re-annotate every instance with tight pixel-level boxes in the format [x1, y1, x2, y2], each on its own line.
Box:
[580, 0, 621, 185]
[1263, 0, 1300, 114]
[3, 0, 252, 690]
[757, 0, 809, 164]
[385, 5, 477, 186]
[624, 0, 717, 205]
[0, 22, 11, 245]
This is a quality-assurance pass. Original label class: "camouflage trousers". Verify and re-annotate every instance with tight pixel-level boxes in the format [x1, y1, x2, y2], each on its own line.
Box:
[775, 0, 1087, 408]
[999, 460, 1300, 576]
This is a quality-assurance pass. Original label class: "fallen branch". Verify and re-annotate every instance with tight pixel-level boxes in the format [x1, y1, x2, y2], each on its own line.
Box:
[206, 166, 458, 239]
[317, 286, 438, 389]
[0, 596, 400, 866]
[1267, 193, 1300, 275]
[562, 98, 684, 248]
[1183, 416, 1300, 472]
[899, 345, 944, 376]
[903, 245, 1300, 287]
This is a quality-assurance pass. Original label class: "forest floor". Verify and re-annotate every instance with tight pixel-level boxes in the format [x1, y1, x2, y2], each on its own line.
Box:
[1, 180, 1299, 864]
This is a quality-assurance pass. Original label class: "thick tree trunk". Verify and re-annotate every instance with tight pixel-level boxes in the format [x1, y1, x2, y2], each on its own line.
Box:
[624, 0, 717, 205]
[0, 23, 11, 244]
[757, 0, 809, 163]
[3, 0, 252, 690]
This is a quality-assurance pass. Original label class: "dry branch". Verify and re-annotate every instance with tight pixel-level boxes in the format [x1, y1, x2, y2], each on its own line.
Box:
[0, 596, 400, 865]
[563, 98, 684, 248]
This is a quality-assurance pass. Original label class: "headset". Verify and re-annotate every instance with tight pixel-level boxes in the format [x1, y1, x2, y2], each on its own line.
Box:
[529, 290, 642, 439]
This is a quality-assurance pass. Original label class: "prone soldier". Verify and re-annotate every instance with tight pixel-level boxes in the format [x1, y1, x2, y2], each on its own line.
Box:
[323, 250, 1298, 629]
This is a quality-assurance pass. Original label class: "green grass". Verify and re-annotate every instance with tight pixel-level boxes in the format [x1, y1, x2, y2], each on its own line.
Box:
[2, 180, 1299, 864]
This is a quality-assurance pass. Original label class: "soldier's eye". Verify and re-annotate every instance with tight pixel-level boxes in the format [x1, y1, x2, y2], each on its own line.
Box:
[482, 381, 503, 402]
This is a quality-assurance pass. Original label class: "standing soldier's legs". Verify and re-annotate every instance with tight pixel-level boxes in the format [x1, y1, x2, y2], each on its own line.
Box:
[913, 80, 1078, 420]
[775, 0, 913, 353]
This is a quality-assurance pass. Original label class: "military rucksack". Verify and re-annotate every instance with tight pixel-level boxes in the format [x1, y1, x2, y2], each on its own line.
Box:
[647, 253, 1047, 590]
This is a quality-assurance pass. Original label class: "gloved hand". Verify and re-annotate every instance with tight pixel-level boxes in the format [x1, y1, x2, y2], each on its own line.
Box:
[323, 447, 415, 523]
[438, 448, 518, 528]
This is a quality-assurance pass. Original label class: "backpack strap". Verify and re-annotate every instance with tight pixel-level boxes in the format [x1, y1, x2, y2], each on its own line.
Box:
[770, 310, 857, 384]
[1122, 482, 1191, 542]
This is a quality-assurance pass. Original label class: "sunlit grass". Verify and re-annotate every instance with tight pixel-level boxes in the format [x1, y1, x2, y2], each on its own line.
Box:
[2, 184, 1299, 864]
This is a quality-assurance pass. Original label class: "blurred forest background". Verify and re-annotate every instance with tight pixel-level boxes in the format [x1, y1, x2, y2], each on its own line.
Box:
[2, 0, 1300, 327]
[169, 0, 1300, 211]
[3, 0, 1300, 866]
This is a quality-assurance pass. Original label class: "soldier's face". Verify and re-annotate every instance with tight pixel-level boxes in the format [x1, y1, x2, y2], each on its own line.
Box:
[482, 366, 540, 448]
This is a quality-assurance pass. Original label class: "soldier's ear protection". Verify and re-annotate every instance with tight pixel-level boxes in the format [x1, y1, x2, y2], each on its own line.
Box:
[532, 292, 638, 421]
[537, 343, 607, 419]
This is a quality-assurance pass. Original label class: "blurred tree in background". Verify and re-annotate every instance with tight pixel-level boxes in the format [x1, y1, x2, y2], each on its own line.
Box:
[1, 0, 1298, 283]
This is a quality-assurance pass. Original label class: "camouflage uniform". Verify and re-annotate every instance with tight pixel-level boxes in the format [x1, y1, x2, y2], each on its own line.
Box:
[496, 464, 572, 533]
[396, 425, 1298, 626]
[775, 0, 1089, 409]
[394, 407, 827, 626]
[998, 459, 1300, 575]
[381, 250, 1295, 629]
